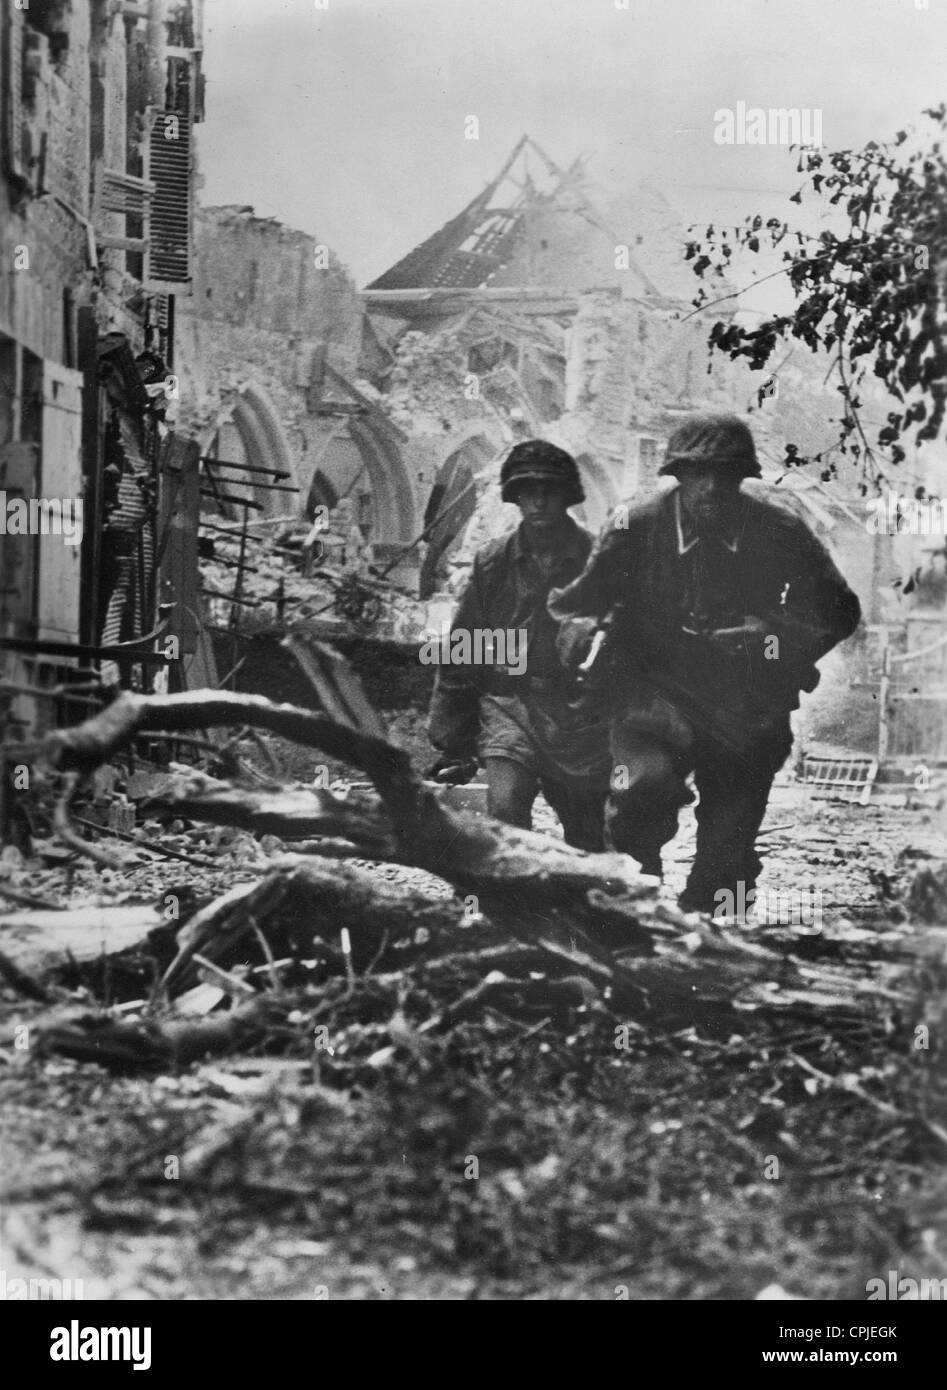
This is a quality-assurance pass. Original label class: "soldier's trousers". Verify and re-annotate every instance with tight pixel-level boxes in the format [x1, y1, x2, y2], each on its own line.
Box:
[477, 690, 612, 852]
[605, 692, 794, 911]
[483, 757, 609, 852]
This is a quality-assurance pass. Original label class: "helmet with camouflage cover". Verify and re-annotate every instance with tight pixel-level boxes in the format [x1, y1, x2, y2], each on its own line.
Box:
[659, 413, 761, 479]
[500, 439, 585, 506]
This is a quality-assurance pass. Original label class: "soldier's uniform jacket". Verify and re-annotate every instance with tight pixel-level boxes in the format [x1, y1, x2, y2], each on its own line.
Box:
[549, 487, 862, 733]
[428, 516, 599, 763]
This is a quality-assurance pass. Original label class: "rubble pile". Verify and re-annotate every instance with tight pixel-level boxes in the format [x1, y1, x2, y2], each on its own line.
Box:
[2, 661, 945, 1300]
[198, 517, 430, 644]
[3, 667, 938, 1083]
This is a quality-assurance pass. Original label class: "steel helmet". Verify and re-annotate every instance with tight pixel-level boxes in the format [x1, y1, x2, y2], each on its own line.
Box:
[659, 413, 761, 479]
[500, 439, 585, 505]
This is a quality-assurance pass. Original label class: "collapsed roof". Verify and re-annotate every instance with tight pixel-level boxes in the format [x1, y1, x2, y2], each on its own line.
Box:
[366, 134, 661, 300]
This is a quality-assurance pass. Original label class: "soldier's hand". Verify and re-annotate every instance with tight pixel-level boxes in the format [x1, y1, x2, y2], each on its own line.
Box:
[707, 616, 769, 655]
[426, 756, 479, 786]
[556, 616, 600, 673]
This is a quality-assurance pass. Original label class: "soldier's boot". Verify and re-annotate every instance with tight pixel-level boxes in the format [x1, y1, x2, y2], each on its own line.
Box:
[679, 865, 759, 918]
[542, 777, 610, 854]
[604, 739, 691, 882]
[682, 732, 789, 917]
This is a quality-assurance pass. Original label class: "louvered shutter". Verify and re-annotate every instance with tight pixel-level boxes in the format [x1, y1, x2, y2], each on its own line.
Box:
[93, 167, 155, 253]
[2, 4, 26, 183]
[95, 167, 156, 218]
[143, 106, 193, 292]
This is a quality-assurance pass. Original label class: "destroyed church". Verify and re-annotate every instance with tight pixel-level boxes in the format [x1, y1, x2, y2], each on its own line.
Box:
[3, 67, 946, 795]
[175, 135, 947, 777]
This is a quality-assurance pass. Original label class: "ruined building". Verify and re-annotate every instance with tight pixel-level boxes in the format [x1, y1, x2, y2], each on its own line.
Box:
[165, 204, 369, 681]
[5, 54, 941, 778]
[357, 136, 778, 605]
[355, 136, 946, 765]
[172, 206, 364, 517]
[1, 0, 204, 741]
[164, 134, 944, 766]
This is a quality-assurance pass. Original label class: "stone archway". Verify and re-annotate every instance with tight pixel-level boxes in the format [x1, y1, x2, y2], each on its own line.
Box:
[298, 363, 419, 546]
[346, 415, 418, 543]
[419, 435, 496, 598]
[202, 384, 299, 521]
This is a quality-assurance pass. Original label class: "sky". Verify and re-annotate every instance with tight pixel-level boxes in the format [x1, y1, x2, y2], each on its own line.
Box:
[197, 0, 947, 290]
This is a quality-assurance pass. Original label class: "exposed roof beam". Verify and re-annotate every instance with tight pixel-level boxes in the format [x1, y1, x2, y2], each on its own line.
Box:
[363, 287, 581, 305]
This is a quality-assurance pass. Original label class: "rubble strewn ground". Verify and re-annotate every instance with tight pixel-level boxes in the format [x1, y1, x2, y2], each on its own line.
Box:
[198, 518, 432, 646]
[1, 760, 945, 1301]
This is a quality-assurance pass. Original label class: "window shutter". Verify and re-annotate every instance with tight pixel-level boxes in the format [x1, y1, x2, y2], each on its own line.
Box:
[143, 107, 193, 292]
[95, 167, 156, 219]
[0, 440, 39, 633]
[2, 5, 26, 183]
[37, 362, 84, 644]
[93, 167, 155, 253]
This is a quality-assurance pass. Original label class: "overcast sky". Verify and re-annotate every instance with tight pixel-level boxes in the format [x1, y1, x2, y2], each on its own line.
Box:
[198, 0, 946, 289]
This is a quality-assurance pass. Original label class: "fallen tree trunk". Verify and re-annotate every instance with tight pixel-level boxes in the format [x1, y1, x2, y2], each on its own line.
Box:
[31, 683, 904, 1064]
[34, 995, 274, 1071]
[0, 905, 164, 978]
[161, 856, 453, 992]
[146, 768, 396, 856]
[41, 688, 664, 965]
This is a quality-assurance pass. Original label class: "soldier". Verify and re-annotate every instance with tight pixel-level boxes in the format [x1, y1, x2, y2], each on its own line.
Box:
[427, 440, 612, 851]
[549, 413, 862, 912]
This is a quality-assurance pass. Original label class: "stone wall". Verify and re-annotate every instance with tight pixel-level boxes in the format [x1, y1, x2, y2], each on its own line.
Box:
[0, 2, 94, 362]
[171, 206, 365, 513]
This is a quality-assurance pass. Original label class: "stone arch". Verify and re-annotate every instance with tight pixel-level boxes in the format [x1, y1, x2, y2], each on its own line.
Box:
[346, 415, 418, 543]
[230, 384, 298, 518]
[419, 434, 496, 598]
[202, 383, 299, 521]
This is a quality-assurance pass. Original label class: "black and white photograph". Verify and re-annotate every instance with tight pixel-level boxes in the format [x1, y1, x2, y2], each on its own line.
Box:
[0, 0, 945, 1324]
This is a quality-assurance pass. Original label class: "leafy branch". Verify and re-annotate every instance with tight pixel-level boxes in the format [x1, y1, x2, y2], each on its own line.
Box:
[684, 106, 947, 485]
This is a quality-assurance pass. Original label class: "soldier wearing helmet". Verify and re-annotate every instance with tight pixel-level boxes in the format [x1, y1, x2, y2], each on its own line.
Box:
[549, 413, 861, 914]
[427, 439, 611, 850]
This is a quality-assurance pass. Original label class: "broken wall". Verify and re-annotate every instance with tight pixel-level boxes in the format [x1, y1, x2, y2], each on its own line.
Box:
[171, 206, 364, 511]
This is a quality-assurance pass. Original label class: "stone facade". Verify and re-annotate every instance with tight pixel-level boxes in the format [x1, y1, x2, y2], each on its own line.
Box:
[172, 205, 363, 508]
[171, 204, 424, 590]
[1, 0, 204, 742]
